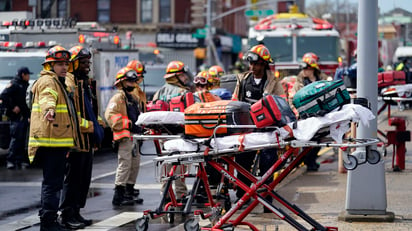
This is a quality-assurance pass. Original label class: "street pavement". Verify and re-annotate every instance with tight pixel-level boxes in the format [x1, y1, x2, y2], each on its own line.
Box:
[0, 103, 412, 231]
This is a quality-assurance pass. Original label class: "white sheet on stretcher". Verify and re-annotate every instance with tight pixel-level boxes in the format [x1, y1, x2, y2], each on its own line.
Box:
[136, 111, 185, 125]
[381, 84, 412, 97]
[161, 104, 375, 152]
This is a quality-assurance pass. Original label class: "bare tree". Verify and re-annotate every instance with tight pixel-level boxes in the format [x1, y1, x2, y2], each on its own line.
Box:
[305, 0, 358, 24]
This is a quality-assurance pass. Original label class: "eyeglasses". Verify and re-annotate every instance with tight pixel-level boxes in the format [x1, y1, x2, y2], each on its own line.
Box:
[48, 51, 70, 60]
[246, 52, 259, 62]
[193, 76, 207, 85]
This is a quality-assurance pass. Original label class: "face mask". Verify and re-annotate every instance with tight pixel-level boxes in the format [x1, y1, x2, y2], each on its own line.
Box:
[125, 86, 135, 92]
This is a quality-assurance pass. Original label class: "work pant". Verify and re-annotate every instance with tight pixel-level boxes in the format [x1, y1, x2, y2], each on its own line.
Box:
[115, 138, 140, 186]
[7, 119, 29, 164]
[160, 164, 188, 199]
[38, 147, 68, 223]
[60, 149, 94, 215]
[303, 147, 321, 168]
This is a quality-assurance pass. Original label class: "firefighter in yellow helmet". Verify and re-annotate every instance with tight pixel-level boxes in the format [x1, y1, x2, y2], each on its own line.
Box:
[291, 53, 328, 172]
[152, 60, 193, 102]
[105, 67, 145, 207]
[208, 65, 225, 89]
[59, 45, 105, 228]
[231, 44, 284, 211]
[28, 45, 80, 230]
[126, 59, 147, 110]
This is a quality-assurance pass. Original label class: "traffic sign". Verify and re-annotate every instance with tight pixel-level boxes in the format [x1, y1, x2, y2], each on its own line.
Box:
[245, 9, 274, 17]
[192, 32, 206, 39]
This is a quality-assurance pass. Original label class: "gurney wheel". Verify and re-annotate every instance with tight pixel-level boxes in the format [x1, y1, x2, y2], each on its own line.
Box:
[184, 218, 200, 231]
[167, 207, 175, 224]
[343, 155, 358, 170]
[367, 150, 381, 165]
[135, 216, 149, 231]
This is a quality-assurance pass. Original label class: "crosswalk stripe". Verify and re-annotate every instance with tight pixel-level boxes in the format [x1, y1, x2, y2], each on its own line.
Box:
[82, 212, 142, 230]
[0, 214, 39, 231]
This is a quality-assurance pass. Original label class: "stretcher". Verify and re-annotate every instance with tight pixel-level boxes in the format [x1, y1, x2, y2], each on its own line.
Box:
[133, 104, 379, 231]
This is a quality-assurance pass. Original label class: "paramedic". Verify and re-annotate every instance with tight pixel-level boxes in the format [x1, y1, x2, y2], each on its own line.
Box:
[28, 46, 80, 231]
[59, 46, 105, 229]
[152, 60, 193, 102]
[105, 67, 145, 206]
[232, 44, 285, 210]
[290, 53, 328, 171]
[153, 61, 193, 201]
[0, 66, 32, 169]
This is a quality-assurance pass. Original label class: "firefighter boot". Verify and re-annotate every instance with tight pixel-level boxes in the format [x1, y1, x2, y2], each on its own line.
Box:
[112, 185, 135, 206]
[125, 184, 144, 204]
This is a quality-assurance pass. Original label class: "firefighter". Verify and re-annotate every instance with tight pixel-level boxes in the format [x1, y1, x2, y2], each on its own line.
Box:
[208, 65, 225, 90]
[232, 44, 284, 212]
[105, 67, 144, 206]
[28, 45, 80, 231]
[123, 59, 147, 200]
[153, 61, 193, 202]
[291, 53, 329, 172]
[193, 70, 211, 92]
[152, 60, 193, 102]
[58, 45, 105, 229]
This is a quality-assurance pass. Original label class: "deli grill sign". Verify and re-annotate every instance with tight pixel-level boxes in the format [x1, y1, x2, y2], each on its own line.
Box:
[156, 32, 199, 49]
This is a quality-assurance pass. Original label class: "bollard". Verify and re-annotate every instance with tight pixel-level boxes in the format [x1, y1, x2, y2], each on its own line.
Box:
[387, 117, 410, 171]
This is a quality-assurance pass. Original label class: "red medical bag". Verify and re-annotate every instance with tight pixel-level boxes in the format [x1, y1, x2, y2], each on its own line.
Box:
[250, 95, 296, 128]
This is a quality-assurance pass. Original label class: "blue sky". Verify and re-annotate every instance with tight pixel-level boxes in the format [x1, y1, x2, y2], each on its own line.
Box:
[306, 0, 412, 14]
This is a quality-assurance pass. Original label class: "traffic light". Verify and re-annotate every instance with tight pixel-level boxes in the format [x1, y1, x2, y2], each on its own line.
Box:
[191, 0, 205, 26]
[113, 35, 120, 46]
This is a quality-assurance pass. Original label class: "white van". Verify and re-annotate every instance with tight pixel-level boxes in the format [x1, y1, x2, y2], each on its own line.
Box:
[393, 46, 412, 63]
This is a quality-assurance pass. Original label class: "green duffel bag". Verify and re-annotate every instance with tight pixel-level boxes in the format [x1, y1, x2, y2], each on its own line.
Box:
[292, 80, 350, 119]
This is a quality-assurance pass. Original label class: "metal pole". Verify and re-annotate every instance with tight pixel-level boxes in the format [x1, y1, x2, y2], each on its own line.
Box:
[206, 0, 212, 66]
[344, 0, 392, 217]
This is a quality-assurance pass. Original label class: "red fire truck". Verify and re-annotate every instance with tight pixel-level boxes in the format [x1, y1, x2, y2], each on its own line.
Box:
[248, 5, 341, 77]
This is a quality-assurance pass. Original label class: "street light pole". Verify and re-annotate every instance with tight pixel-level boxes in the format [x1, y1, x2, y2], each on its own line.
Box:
[206, 0, 212, 66]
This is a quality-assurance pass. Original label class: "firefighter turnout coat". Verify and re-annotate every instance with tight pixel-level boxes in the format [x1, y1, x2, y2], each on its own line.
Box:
[28, 70, 80, 163]
[105, 90, 143, 141]
[66, 73, 104, 152]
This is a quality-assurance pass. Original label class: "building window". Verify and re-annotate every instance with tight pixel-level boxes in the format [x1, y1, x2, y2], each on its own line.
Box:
[0, 0, 11, 11]
[141, 0, 152, 23]
[41, 0, 52, 17]
[58, 0, 67, 17]
[98, 0, 110, 23]
[159, 0, 171, 23]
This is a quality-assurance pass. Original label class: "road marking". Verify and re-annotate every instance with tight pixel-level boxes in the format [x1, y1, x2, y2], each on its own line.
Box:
[0, 214, 39, 231]
[82, 212, 142, 230]
[91, 160, 153, 182]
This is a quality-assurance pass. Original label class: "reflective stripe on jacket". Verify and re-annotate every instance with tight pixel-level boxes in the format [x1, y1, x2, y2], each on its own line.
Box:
[28, 70, 80, 163]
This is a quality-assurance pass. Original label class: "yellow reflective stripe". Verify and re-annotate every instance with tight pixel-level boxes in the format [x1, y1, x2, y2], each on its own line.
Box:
[113, 130, 130, 140]
[98, 116, 103, 120]
[32, 103, 40, 112]
[42, 87, 58, 100]
[81, 118, 89, 128]
[55, 104, 68, 113]
[28, 137, 74, 147]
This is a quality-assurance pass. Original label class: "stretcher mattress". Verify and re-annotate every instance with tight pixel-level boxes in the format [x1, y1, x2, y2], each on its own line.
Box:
[380, 83, 412, 97]
[136, 104, 374, 153]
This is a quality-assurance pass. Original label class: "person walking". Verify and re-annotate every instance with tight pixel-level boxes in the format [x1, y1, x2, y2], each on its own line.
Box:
[232, 44, 285, 211]
[0, 66, 32, 169]
[28, 45, 80, 231]
[290, 53, 329, 171]
[58, 46, 105, 229]
[105, 67, 145, 206]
